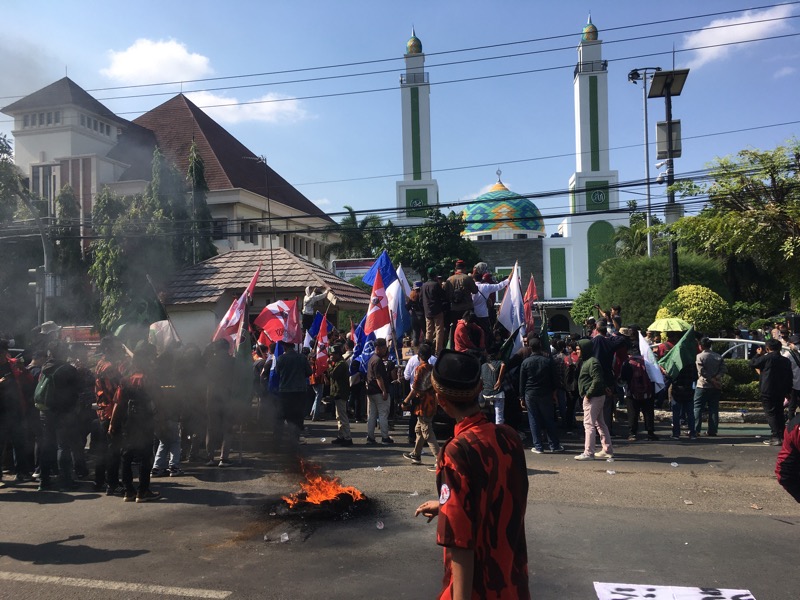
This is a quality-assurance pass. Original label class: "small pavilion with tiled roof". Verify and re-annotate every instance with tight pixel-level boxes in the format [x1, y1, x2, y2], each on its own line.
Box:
[163, 248, 369, 346]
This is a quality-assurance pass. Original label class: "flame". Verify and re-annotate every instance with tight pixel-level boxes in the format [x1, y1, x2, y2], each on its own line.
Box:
[282, 459, 365, 508]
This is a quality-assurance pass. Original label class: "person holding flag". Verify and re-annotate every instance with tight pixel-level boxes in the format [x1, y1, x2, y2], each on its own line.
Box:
[473, 272, 510, 341]
[211, 265, 260, 354]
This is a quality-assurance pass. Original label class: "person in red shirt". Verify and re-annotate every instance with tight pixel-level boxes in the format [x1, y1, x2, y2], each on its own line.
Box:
[776, 414, 800, 502]
[94, 337, 126, 495]
[415, 350, 530, 600]
[453, 312, 485, 356]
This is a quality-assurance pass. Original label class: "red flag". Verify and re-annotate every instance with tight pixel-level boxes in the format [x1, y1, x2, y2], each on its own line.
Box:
[364, 269, 390, 334]
[315, 313, 329, 377]
[523, 274, 538, 333]
[254, 299, 301, 344]
[212, 265, 261, 350]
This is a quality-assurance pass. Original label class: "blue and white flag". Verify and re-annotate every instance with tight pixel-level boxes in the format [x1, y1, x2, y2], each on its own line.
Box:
[350, 315, 377, 375]
[362, 250, 398, 288]
[387, 264, 411, 340]
[304, 310, 335, 348]
[268, 341, 284, 393]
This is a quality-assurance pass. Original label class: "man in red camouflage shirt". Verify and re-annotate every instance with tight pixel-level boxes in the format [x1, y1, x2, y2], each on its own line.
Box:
[776, 414, 800, 502]
[415, 349, 530, 600]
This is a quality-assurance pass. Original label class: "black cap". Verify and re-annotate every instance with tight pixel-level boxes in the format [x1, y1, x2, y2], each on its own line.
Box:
[432, 350, 481, 403]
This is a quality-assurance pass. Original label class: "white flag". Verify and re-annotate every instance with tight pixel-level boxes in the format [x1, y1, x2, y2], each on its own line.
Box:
[497, 261, 524, 355]
[639, 331, 665, 393]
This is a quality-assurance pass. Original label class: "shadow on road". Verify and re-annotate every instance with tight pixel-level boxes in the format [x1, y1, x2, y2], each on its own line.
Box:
[0, 534, 148, 565]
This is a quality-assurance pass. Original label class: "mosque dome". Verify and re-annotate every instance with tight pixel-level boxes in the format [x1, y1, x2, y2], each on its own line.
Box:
[582, 15, 598, 41]
[406, 28, 422, 54]
[463, 174, 545, 238]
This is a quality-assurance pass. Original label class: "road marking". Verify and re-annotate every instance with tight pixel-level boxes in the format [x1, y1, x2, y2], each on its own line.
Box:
[0, 571, 232, 598]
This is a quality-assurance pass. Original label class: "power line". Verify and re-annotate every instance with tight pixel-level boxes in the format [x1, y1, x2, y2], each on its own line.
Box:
[1, 2, 794, 101]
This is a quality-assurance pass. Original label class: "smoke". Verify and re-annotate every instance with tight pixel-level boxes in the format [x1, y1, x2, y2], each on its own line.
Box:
[0, 37, 58, 137]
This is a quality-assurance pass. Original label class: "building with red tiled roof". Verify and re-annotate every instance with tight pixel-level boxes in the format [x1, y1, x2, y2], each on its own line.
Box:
[2, 77, 336, 265]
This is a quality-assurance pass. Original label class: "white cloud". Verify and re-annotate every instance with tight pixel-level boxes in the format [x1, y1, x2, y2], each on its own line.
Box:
[185, 90, 309, 124]
[100, 38, 310, 124]
[774, 66, 797, 78]
[313, 198, 331, 207]
[682, 5, 795, 70]
[101, 39, 212, 84]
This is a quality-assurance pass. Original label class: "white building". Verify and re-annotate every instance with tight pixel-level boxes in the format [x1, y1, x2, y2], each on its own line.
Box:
[2, 78, 336, 265]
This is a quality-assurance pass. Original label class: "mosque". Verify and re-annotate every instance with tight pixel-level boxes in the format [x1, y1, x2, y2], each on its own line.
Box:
[395, 17, 628, 332]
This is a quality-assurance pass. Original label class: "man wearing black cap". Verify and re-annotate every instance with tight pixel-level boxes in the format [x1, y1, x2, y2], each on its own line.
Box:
[415, 350, 530, 599]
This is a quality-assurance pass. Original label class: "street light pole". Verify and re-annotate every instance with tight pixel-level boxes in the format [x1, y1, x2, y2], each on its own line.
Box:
[649, 68, 690, 291]
[628, 67, 661, 258]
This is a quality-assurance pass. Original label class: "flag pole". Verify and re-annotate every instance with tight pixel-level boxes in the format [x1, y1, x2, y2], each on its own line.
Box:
[145, 274, 182, 343]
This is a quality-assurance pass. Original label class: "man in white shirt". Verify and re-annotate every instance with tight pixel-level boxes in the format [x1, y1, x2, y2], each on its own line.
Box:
[472, 275, 510, 340]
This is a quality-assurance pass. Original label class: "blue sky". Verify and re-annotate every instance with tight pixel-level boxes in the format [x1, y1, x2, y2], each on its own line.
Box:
[1, 0, 798, 230]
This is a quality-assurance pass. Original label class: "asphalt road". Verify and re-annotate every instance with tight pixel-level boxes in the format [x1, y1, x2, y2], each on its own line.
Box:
[0, 419, 797, 600]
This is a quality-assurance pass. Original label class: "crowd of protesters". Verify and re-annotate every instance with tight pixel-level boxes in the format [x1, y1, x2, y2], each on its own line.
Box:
[2, 257, 800, 505]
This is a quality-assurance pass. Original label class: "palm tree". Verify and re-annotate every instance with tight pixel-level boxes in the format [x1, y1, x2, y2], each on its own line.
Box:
[324, 205, 384, 259]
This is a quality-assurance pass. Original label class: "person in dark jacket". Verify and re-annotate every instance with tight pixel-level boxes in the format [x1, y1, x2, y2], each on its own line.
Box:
[275, 342, 312, 448]
[519, 337, 563, 454]
[421, 269, 447, 355]
[750, 339, 793, 445]
[591, 325, 628, 435]
[37, 341, 80, 491]
[776, 414, 800, 502]
[109, 342, 160, 503]
[0, 339, 33, 485]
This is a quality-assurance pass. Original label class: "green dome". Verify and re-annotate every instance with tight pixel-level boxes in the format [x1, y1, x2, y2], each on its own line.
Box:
[407, 27, 422, 54]
[582, 15, 598, 41]
[463, 180, 545, 235]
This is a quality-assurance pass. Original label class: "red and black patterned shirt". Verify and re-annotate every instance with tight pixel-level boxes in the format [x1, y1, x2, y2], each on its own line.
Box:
[435, 412, 530, 600]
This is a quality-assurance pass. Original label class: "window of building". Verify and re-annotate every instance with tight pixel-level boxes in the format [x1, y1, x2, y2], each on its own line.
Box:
[54, 111, 61, 124]
[23, 115, 29, 127]
[239, 223, 247, 242]
[38, 113, 45, 126]
[477, 234, 492, 241]
[47, 112, 53, 125]
[249, 224, 258, 245]
[513, 233, 528, 240]
[80, 114, 86, 127]
[93, 119, 98, 131]
[293, 237, 299, 254]
[30, 165, 56, 212]
[282, 234, 289, 249]
[211, 218, 228, 240]
[313, 242, 318, 258]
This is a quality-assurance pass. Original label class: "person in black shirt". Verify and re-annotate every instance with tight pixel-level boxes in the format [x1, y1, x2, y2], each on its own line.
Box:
[751, 339, 793, 445]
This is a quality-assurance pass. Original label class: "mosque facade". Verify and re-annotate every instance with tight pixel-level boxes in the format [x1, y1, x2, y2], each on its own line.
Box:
[406, 17, 627, 331]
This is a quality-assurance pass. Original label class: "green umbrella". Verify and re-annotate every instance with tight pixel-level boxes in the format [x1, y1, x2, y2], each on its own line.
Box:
[647, 317, 691, 332]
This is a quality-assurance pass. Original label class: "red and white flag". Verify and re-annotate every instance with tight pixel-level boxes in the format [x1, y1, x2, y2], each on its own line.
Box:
[254, 299, 302, 344]
[523, 274, 538, 334]
[315, 313, 329, 377]
[212, 264, 261, 350]
[364, 269, 390, 334]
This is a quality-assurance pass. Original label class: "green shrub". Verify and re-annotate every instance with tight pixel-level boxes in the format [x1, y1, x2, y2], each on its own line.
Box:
[724, 359, 757, 384]
[570, 285, 599, 326]
[725, 381, 760, 403]
[594, 252, 728, 328]
[658, 284, 731, 334]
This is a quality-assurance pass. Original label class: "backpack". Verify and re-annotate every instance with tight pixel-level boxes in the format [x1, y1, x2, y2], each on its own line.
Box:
[627, 356, 652, 399]
[121, 374, 154, 435]
[34, 364, 68, 411]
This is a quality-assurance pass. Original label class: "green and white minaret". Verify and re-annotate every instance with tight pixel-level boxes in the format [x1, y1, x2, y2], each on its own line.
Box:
[566, 15, 620, 286]
[396, 28, 438, 223]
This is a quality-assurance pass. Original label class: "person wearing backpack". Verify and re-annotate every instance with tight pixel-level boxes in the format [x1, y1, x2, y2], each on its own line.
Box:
[401, 343, 440, 470]
[622, 341, 658, 442]
[109, 342, 160, 503]
[36, 341, 81, 492]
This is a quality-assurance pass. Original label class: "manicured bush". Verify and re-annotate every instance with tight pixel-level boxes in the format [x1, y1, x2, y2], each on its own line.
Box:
[658, 284, 731, 334]
[724, 359, 757, 384]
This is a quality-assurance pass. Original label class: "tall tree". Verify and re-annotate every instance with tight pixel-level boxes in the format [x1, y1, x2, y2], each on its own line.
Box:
[186, 140, 217, 264]
[89, 147, 215, 331]
[323, 205, 385, 260]
[671, 139, 800, 304]
[384, 209, 479, 279]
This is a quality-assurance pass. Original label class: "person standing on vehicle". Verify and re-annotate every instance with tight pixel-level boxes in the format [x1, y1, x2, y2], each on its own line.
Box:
[414, 349, 530, 600]
[443, 260, 479, 349]
[421, 269, 447, 356]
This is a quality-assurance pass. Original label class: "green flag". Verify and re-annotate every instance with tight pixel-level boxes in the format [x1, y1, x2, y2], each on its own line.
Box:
[499, 325, 523, 363]
[539, 309, 550, 355]
[658, 327, 697, 381]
